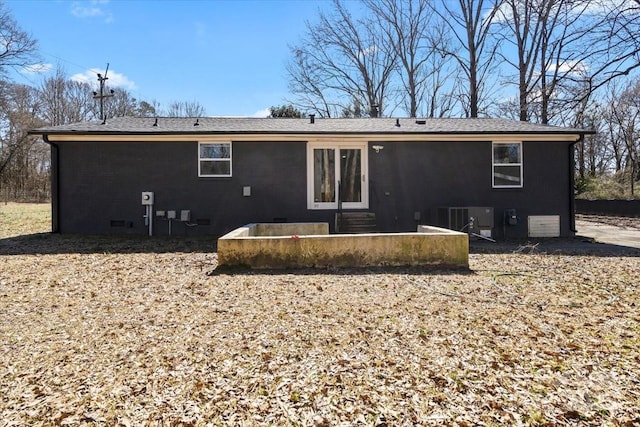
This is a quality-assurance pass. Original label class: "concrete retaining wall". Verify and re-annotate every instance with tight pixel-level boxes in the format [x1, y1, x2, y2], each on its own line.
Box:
[217, 224, 468, 269]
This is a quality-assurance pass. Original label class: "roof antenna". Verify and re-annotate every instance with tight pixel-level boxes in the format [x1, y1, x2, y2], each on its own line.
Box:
[92, 63, 115, 124]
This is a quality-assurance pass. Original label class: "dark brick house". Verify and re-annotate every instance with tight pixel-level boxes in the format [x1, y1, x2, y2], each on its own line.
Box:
[31, 117, 592, 239]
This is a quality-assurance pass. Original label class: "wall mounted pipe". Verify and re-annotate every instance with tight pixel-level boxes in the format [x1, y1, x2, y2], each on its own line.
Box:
[42, 135, 59, 233]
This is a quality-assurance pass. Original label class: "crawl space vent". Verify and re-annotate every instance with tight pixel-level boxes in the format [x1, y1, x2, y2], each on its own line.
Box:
[528, 215, 560, 237]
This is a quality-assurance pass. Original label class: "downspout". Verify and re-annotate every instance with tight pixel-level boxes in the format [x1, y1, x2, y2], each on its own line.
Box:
[569, 136, 582, 234]
[42, 135, 60, 233]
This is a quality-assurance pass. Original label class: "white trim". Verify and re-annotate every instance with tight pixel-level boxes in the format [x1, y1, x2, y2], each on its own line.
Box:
[198, 141, 232, 177]
[492, 141, 523, 188]
[45, 133, 584, 143]
[306, 142, 369, 210]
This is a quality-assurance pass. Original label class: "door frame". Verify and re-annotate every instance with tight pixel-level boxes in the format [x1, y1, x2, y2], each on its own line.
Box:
[306, 141, 369, 210]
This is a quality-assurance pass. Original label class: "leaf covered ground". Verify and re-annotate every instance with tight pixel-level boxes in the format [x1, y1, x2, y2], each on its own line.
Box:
[1, 204, 639, 426]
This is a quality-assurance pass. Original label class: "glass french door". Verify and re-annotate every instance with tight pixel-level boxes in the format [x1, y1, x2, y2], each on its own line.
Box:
[308, 144, 368, 210]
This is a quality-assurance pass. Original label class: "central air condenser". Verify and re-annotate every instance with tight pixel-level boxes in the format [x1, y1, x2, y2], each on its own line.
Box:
[436, 206, 494, 237]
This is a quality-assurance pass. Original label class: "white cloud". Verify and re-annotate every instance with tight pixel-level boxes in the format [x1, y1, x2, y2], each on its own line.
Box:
[71, 68, 137, 91]
[22, 63, 53, 74]
[582, 0, 639, 15]
[555, 60, 588, 75]
[71, 0, 113, 23]
[359, 45, 379, 59]
[252, 108, 271, 118]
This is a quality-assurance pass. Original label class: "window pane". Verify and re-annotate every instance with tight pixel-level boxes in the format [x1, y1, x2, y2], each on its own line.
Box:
[313, 148, 335, 202]
[200, 143, 230, 159]
[494, 165, 522, 186]
[493, 143, 521, 164]
[340, 149, 361, 203]
[200, 160, 230, 176]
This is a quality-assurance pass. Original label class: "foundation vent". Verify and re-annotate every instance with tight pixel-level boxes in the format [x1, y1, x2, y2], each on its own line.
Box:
[528, 215, 560, 237]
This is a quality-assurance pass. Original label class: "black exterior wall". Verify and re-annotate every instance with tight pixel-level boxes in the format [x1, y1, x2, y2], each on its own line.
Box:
[54, 138, 573, 238]
[57, 140, 327, 236]
[368, 140, 573, 238]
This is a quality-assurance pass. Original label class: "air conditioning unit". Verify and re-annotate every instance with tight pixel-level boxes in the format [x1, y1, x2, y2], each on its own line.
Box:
[436, 206, 494, 237]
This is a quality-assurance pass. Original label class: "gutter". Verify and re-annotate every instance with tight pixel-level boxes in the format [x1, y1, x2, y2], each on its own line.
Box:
[569, 136, 583, 234]
[35, 129, 591, 137]
[42, 135, 60, 233]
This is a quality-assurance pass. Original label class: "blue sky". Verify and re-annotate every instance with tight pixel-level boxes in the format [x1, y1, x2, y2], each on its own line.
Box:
[7, 0, 332, 117]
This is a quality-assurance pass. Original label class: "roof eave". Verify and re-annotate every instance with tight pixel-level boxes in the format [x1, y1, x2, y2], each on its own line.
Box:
[35, 130, 588, 143]
[30, 129, 594, 137]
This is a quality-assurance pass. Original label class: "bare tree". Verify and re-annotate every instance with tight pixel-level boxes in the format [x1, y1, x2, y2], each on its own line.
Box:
[0, 1, 38, 77]
[135, 100, 159, 118]
[38, 67, 97, 126]
[436, 0, 503, 118]
[578, 1, 640, 98]
[600, 84, 629, 174]
[287, 0, 397, 117]
[609, 79, 640, 196]
[0, 81, 48, 201]
[0, 1, 41, 197]
[364, 0, 456, 118]
[102, 88, 139, 118]
[165, 100, 206, 117]
[286, 47, 336, 118]
[496, 1, 594, 123]
[561, 85, 609, 181]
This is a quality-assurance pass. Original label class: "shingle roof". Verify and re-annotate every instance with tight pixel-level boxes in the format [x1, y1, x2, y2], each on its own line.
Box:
[31, 116, 592, 136]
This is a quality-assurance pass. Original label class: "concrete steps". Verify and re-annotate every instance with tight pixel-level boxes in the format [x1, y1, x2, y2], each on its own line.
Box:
[336, 212, 377, 233]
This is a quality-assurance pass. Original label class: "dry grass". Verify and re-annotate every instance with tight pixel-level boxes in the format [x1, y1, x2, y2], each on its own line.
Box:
[0, 202, 51, 238]
[1, 204, 639, 426]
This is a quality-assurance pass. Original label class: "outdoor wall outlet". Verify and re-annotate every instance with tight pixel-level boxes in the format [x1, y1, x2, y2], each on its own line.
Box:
[156, 210, 165, 217]
[167, 210, 176, 219]
[243, 186, 251, 197]
[141, 191, 154, 205]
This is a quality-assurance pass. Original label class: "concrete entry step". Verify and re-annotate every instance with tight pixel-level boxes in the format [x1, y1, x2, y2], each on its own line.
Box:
[336, 212, 377, 233]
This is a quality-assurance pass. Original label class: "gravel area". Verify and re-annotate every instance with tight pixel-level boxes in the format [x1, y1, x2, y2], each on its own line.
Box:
[1, 204, 639, 426]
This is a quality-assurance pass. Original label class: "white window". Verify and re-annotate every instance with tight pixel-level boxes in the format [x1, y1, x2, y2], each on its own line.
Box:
[199, 142, 231, 177]
[493, 142, 522, 188]
[307, 143, 368, 210]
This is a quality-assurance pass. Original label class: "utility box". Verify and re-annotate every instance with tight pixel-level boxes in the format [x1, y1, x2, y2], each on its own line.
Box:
[180, 210, 191, 222]
[472, 207, 494, 231]
[505, 209, 518, 225]
[141, 191, 154, 205]
[436, 206, 494, 237]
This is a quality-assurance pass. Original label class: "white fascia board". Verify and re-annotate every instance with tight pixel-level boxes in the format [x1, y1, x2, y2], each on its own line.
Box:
[43, 132, 583, 143]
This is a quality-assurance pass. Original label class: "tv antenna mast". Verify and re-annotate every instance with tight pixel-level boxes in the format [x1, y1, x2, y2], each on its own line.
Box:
[93, 63, 115, 124]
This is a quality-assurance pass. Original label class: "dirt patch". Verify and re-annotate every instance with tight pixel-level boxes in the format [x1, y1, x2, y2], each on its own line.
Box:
[1, 204, 639, 425]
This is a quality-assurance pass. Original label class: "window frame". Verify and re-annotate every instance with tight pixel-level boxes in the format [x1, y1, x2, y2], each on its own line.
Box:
[492, 141, 523, 188]
[198, 141, 232, 178]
